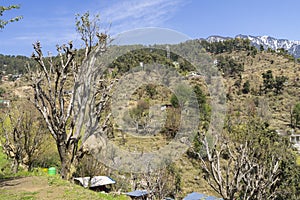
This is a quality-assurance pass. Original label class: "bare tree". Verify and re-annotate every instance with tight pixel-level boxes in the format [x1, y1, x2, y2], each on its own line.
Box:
[195, 119, 291, 200]
[75, 152, 109, 189]
[132, 162, 180, 199]
[28, 12, 113, 180]
[75, 11, 108, 57]
[0, 102, 47, 173]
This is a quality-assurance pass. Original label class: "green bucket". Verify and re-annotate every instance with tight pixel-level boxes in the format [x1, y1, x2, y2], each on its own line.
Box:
[48, 167, 56, 175]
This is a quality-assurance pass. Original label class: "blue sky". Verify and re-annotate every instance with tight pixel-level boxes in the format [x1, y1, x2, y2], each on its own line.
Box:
[1, 0, 300, 56]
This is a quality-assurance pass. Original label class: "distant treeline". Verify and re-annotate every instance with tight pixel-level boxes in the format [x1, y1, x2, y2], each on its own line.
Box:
[198, 38, 256, 54]
[108, 47, 195, 76]
[1, 38, 285, 77]
[0, 54, 35, 74]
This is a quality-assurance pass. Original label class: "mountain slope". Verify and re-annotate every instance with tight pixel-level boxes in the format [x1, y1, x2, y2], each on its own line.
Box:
[206, 34, 300, 58]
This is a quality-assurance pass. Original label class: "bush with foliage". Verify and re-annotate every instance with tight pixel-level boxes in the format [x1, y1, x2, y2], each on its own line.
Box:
[262, 70, 288, 95]
[216, 55, 244, 77]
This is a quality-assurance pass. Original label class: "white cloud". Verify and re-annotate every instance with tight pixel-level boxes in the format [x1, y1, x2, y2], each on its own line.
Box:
[1, 0, 186, 55]
[99, 0, 185, 34]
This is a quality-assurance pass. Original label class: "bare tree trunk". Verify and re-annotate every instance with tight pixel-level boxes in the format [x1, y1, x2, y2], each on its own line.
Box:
[54, 128, 84, 179]
[290, 104, 294, 128]
[27, 158, 33, 172]
[12, 157, 19, 173]
[57, 142, 74, 180]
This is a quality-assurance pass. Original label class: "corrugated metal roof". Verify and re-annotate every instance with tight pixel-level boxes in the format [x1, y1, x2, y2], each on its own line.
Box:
[74, 176, 115, 188]
[126, 190, 149, 197]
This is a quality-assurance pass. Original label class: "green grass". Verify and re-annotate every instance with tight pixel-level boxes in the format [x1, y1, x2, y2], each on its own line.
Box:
[0, 191, 37, 200]
[296, 155, 300, 166]
[20, 192, 38, 200]
[0, 146, 11, 178]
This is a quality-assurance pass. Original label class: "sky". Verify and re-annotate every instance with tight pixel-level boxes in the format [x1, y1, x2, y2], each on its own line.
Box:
[1, 0, 300, 56]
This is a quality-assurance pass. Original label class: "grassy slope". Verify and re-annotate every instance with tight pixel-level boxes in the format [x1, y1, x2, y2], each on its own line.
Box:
[0, 174, 129, 200]
[223, 50, 299, 131]
[0, 147, 128, 200]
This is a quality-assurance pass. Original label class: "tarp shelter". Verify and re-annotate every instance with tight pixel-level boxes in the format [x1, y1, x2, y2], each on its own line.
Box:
[74, 176, 115, 188]
[126, 190, 149, 199]
[183, 192, 223, 200]
[183, 192, 206, 200]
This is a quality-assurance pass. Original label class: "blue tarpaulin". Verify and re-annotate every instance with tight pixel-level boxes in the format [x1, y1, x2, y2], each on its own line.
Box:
[183, 192, 223, 200]
[205, 196, 218, 200]
[183, 192, 206, 200]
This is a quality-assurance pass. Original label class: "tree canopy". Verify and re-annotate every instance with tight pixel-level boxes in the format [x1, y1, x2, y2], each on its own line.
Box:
[0, 4, 22, 29]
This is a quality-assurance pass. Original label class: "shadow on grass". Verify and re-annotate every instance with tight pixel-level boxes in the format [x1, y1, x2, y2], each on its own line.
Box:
[0, 176, 23, 188]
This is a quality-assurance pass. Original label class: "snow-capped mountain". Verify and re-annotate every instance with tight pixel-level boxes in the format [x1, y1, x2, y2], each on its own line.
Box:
[206, 35, 300, 58]
[206, 35, 231, 43]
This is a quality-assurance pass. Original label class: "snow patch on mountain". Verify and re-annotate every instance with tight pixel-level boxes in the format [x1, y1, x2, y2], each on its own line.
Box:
[206, 34, 300, 58]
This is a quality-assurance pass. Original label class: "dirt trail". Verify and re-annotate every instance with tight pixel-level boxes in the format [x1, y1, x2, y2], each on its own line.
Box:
[0, 176, 49, 192]
[0, 176, 66, 200]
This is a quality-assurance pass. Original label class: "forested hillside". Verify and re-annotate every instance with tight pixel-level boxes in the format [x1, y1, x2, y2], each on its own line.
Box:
[1, 38, 300, 199]
[0, 54, 35, 74]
